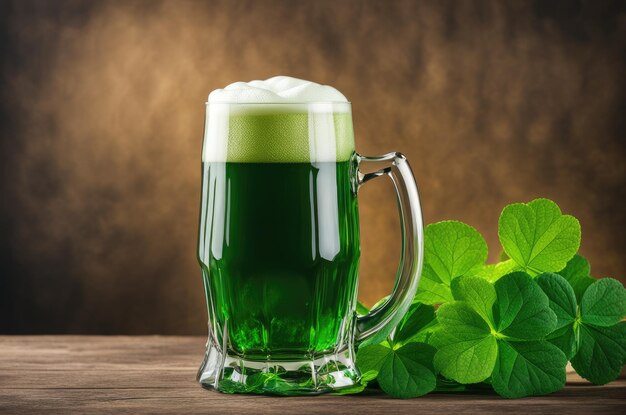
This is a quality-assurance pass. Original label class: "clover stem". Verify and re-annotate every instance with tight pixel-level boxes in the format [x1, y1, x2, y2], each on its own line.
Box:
[573, 307, 582, 331]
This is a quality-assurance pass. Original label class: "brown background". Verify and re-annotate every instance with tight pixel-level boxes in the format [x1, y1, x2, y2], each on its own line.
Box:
[1, 0, 625, 334]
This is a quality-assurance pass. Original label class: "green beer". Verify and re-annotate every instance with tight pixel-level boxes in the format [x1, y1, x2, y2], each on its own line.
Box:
[198, 159, 359, 359]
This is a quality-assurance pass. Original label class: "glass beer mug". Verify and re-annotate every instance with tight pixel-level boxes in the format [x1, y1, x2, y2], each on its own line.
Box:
[197, 77, 424, 395]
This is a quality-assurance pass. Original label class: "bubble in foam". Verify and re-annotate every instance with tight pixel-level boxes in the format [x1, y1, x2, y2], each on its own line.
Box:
[208, 76, 348, 104]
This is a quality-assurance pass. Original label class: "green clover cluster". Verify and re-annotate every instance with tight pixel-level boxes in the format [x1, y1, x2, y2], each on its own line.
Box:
[352, 199, 626, 399]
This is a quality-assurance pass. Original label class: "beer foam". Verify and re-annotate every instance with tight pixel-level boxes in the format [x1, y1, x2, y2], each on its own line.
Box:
[204, 77, 355, 163]
[208, 76, 348, 104]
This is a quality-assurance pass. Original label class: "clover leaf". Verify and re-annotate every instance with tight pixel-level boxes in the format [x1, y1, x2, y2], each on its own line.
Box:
[571, 322, 626, 385]
[431, 272, 565, 398]
[580, 278, 626, 327]
[392, 301, 437, 346]
[498, 199, 580, 276]
[450, 275, 496, 328]
[415, 221, 488, 305]
[537, 274, 626, 384]
[557, 255, 595, 302]
[494, 272, 557, 339]
[492, 340, 567, 398]
[431, 302, 497, 384]
[377, 343, 438, 398]
[355, 301, 439, 397]
[351, 198, 624, 399]
[356, 343, 392, 376]
[536, 272, 578, 359]
[356, 342, 438, 398]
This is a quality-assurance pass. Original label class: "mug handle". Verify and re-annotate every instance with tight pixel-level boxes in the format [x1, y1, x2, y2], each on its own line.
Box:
[354, 152, 424, 346]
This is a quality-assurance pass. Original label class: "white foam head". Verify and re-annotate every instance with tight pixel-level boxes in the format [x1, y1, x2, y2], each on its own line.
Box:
[204, 77, 354, 163]
[208, 76, 349, 104]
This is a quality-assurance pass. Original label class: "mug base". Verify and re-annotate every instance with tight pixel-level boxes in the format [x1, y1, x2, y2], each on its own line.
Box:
[197, 341, 360, 395]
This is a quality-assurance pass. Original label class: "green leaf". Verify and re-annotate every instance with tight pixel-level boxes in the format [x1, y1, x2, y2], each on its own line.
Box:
[580, 278, 626, 327]
[476, 260, 520, 283]
[536, 273, 577, 330]
[546, 323, 577, 359]
[410, 320, 440, 344]
[331, 383, 368, 395]
[498, 198, 581, 276]
[534, 272, 579, 358]
[360, 369, 378, 382]
[492, 340, 567, 398]
[355, 343, 392, 376]
[377, 342, 437, 398]
[451, 276, 496, 323]
[557, 255, 595, 303]
[415, 277, 454, 305]
[393, 301, 436, 345]
[415, 221, 488, 305]
[494, 272, 557, 340]
[475, 264, 496, 281]
[571, 322, 626, 385]
[431, 302, 497, 384]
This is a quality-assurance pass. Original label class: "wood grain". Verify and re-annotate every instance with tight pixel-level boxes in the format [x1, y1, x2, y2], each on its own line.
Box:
[0, 336, 624, 414]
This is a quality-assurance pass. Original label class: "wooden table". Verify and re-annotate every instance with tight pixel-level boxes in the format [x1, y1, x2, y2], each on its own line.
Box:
[1, 336, 624, 414]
